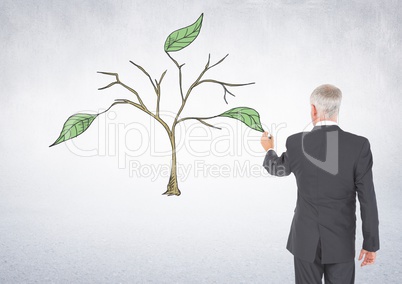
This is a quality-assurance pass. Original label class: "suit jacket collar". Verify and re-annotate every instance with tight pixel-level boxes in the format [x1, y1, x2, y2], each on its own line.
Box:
[315, 120, 338, 126]
[311, 120, 339, 132]
[311, 124, 341, 132]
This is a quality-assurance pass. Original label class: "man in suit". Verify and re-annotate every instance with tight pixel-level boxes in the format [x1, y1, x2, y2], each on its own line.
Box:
[261, 84, 379, 284]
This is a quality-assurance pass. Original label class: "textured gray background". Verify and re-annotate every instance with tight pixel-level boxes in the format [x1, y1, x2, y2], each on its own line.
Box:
[1, 0, 401, 283]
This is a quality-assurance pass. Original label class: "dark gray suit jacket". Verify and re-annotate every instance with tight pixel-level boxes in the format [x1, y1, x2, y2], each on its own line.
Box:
[263, 124, 379, 264]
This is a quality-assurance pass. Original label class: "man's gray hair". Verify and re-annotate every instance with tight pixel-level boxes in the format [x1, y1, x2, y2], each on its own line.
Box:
[310, 84, 342, 119]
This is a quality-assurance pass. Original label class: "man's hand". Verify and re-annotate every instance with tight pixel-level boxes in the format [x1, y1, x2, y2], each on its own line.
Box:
[261, 131, 274, 152]
[358, 249, 376, 267]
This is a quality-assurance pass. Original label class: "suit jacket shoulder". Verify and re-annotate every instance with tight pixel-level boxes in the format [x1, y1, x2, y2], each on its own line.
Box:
[340, 129, 369, 144]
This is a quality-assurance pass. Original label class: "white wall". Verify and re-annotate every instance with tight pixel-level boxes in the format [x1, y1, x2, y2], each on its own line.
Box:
[1, 0, 400, 282]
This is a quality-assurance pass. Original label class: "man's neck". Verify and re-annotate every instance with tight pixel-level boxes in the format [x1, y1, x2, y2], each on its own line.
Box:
[313, 117, 338, 126]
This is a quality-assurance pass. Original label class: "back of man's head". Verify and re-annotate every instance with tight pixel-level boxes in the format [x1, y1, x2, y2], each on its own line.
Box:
[310, 84, 342, 119]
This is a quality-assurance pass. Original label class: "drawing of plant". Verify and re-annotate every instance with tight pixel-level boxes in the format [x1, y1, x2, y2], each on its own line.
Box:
[50, 13, 264, 196]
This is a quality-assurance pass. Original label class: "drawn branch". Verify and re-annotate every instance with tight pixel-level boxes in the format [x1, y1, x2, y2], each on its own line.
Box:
[170, 54, 213, 128]
[177, 106, 264, 133]
[112, 98, 144, 111]
[208, 53, 229, 69]
[127, 62, 168, 117]
[196, 119, 221, 130]
[177, 116, 222, 130]
[97, 70, 172, 134]
[155, 69, 167, 117]
[166, 51, 185, 101]
[195, 79, 255, 104]
[170, 53, 254, 130]
[158, 70, 168, 85]
[98, 101, 134, 115]
[97, 71, 149, 111]
[113, 98, 171, 136]
[183, 54, 240, 104]
[129, 61, 157, 94]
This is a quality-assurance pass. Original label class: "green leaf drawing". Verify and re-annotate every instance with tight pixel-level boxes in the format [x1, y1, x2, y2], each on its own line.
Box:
[49, 113, 98, 147]
[218, 107, 264, 132]
[164, 13, 203, 52]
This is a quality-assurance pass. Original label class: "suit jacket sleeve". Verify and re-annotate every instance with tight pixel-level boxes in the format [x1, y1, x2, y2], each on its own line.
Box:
[262, 137, 291, 177]
[355, 139, 380, 252]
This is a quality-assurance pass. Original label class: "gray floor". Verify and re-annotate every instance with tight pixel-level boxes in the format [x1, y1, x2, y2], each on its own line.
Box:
[1, 175, 400, 283]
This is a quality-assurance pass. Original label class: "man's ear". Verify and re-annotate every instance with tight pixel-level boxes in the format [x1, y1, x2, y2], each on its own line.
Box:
[311, 104, 316, 115]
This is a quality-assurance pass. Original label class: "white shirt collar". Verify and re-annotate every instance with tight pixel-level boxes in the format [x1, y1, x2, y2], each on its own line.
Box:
[314, 120, 338, 126]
